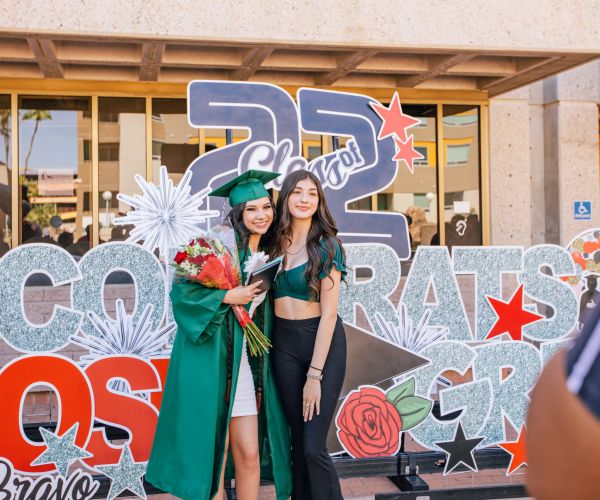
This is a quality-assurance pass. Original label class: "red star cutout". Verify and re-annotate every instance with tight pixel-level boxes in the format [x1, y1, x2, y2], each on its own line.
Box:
[370, 92, 420, 142]
[392, 135, 424, 174]
[485, 284, 543, 341]
[499, 426, 527, 475]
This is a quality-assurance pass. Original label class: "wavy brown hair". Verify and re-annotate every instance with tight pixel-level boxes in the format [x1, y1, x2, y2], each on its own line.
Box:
[272, 170, 345, 301]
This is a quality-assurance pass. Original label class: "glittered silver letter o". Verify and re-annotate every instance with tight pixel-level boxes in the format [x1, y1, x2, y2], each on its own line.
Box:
[72, 242, 167, 338]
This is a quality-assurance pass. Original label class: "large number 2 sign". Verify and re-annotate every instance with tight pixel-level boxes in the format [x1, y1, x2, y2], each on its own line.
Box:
[187, 81, 411, 260]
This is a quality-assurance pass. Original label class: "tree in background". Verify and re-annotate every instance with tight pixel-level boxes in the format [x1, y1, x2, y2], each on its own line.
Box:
[22, 109, 52, 172]
[0, 109, 9, 168]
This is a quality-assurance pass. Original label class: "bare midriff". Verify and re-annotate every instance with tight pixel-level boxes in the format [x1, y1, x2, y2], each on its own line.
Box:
[274, 296, 321, 320]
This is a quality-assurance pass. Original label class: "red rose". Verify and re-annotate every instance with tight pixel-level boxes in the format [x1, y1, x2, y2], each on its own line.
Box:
[174, 251, 188, 264]
[336, 386, 402, 458]
[190, 237, 211, 249]
[190, 254, 207, 267]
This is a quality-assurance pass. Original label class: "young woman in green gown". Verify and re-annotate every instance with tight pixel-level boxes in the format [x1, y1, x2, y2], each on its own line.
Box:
[146, 170, 292, 500]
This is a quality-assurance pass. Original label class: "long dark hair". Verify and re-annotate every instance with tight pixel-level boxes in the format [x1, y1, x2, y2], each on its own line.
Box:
[227, 197, 276, 261]
[272, 170, 345, 300]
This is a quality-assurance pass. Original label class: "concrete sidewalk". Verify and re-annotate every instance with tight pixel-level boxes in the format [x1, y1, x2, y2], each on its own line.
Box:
[127, 469, 528, 499]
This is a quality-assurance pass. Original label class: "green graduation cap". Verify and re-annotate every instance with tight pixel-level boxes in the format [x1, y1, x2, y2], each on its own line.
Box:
[210, 170, 280, 206]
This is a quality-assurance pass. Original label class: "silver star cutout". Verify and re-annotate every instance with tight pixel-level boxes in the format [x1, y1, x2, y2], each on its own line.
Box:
[96, 445, 147, 500]
[30, 422, 92, 477]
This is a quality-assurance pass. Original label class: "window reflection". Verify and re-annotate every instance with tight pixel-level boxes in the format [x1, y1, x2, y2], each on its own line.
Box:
[203, 128, 248, 150]
[98, 97, 146, 245]
[443, 105, 481, 248]
[302, 132, 322, 161]
[0, 95, 11, 256]
[7, 96, 483, 256]
[152, 98, 198, 183]
[378, 104, 439, 249]
[18, 96, 91, 256]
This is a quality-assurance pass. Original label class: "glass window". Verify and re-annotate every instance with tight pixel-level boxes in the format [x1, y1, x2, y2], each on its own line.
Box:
[201, 127, 249, 151]
[302, 132, 322, 161]
[230, 129, 249, 145]
[443, 105, 481, 248]
[152, 98, 198, 183]
[0, 95, 11, 256]
[446, 144, 470, 165]
[18, 96, 91, 256]
[381, 104, 439, 248]
[204, 127, 226, 150]
[98, 97, 146, 244]
[349, 196, 372, 210]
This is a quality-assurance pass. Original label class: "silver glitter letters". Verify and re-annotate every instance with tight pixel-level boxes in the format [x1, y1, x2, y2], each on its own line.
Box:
[522, 245, 578, 341]
[339, 244, 401, 338]
[72, 243, 167, 339]
[473, 342, 542, 445]
[0, 245, 83, 352]
[410, 341, 479, 449]
[453, 247, 523, 340]
[401, 247, 472, 340]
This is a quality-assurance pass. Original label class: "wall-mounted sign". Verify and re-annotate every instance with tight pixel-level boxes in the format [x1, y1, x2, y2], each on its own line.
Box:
[574, 201, 592, 221]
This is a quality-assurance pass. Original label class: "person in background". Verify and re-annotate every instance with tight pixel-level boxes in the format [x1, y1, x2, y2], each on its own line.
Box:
[0, 228, 9, 256]
[578, 274, 600, 329]
[527, 303, 600, 500]
[57, 231, 74, 249]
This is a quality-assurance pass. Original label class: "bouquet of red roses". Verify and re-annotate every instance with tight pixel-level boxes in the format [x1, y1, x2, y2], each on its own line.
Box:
[172, 233, 271, 356]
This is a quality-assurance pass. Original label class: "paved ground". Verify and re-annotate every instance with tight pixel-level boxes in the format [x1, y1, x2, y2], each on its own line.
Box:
[125, 468, 529, 499]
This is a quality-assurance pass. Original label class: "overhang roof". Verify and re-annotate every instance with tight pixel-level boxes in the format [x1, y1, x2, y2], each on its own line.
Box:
[0, 33, 597, 96]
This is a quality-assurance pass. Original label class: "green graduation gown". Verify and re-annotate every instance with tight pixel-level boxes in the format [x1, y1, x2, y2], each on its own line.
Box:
[146, 251, 292, 500]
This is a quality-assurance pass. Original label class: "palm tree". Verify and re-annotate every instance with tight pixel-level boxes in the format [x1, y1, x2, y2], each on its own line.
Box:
[22, 109, 52, 172]
[0, 109, 9, 168]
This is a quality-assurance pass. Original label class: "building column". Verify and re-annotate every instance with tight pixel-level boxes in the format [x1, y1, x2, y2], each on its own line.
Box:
[489, 87, 533, 246]
[543, 61, 600, 246]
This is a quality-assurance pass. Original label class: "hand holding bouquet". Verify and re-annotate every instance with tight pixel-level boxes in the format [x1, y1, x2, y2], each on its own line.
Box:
[173, 233, 272, 356]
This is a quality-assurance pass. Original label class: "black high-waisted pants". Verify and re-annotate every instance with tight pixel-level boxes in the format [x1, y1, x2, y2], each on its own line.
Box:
[272, 315, 346, 500]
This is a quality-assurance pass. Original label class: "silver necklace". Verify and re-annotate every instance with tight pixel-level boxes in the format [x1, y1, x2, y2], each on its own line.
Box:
[286, 240, 307, 255]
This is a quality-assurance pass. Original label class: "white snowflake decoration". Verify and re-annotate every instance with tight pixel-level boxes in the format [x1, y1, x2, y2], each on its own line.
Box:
[375, 304, 447, 353]
[72, 299, 175, 393]
[114, 165, 219, 259]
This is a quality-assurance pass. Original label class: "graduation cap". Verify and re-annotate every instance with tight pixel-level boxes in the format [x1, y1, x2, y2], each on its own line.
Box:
[210, 170, 280, 207]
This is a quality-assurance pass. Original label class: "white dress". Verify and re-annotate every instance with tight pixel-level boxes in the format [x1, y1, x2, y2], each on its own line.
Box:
[231, 337, 258, 417]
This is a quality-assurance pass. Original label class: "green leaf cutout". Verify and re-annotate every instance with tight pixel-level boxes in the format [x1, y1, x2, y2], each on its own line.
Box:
[386, 377, 415, 405]
[394, 396, 432, 431]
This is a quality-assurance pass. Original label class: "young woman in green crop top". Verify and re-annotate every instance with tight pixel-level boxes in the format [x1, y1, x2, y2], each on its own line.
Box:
[271, 169, 347, 500]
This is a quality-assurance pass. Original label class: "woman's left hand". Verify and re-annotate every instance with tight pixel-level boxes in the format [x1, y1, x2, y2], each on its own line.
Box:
[303, 378, 321, 422]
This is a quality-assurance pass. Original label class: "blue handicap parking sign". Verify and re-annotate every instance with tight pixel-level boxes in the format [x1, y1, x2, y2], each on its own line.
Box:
[574, 201, 592, 220]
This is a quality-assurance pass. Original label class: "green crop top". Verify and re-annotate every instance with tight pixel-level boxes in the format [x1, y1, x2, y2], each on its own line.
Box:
[273, 238, 347, 302]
